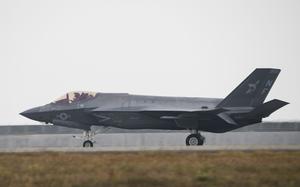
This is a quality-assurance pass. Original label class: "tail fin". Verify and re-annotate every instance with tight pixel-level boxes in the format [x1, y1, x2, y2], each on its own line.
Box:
[217, 68, 281, 108]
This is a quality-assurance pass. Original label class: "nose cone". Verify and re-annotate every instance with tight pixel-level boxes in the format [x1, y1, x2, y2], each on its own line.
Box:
[20, 107, 42, 121]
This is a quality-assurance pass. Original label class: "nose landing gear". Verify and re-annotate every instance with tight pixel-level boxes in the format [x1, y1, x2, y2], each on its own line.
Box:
[186, 130, 205, 146]
[82, 130, 95, 147]
[73, 127, 110, 148]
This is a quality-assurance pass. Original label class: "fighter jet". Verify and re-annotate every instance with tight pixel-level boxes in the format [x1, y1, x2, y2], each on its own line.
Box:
[20, 68, 288, 147]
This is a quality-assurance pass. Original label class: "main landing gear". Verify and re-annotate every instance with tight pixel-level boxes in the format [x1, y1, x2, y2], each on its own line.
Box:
[186, 130, 205, 146]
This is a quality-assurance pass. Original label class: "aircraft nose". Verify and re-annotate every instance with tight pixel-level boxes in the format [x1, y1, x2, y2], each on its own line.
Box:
[20, 107, 41, 120]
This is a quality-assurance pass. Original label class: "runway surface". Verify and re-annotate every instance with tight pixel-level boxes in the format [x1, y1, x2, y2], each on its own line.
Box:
[0, 145, 299, 153]
[1, 132, 299, 148]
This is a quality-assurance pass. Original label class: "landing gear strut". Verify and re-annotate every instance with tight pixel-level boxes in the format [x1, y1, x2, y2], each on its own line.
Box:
[186, 130, 205, 146]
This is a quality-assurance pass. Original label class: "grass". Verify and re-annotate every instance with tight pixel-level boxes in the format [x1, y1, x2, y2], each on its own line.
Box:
[0, 151, 299, 187]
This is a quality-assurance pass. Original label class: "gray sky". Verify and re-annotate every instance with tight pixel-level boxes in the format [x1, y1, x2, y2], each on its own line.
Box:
[0, 0, 299, 125]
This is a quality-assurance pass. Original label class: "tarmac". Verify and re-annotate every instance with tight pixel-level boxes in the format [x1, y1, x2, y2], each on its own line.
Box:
[0, 145, 299, 153]
[0, 132, 299, 148]
[0, 124, 299, 152]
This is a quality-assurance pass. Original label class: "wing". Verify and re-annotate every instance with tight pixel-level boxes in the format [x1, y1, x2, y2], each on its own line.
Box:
[90, 106, 227, 119]
[87, 106, 232, 129]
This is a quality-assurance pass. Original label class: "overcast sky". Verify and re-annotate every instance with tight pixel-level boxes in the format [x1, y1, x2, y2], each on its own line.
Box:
[0, 0, 299, 125]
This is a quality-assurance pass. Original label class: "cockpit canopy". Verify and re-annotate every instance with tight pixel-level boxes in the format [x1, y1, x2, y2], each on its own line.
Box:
[53, 91, 97, 104]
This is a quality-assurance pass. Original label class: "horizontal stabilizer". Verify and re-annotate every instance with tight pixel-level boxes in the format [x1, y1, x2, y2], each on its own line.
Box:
[248, 99, 289, 118]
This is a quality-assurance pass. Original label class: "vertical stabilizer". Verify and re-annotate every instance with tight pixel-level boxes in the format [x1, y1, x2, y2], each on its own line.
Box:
[217, 68, 281, 108]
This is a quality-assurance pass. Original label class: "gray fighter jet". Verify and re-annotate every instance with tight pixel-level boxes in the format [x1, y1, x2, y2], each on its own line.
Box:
[20, 68, 288, 147]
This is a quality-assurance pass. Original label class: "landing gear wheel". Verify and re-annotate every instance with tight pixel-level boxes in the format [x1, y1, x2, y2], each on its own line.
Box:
[83, 140, 93, 147]
[186, 134, 205, 146]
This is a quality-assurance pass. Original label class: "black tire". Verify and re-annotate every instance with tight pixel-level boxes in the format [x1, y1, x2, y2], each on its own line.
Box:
[186, 134, 205, 146]
[83, 140, 93, 148]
